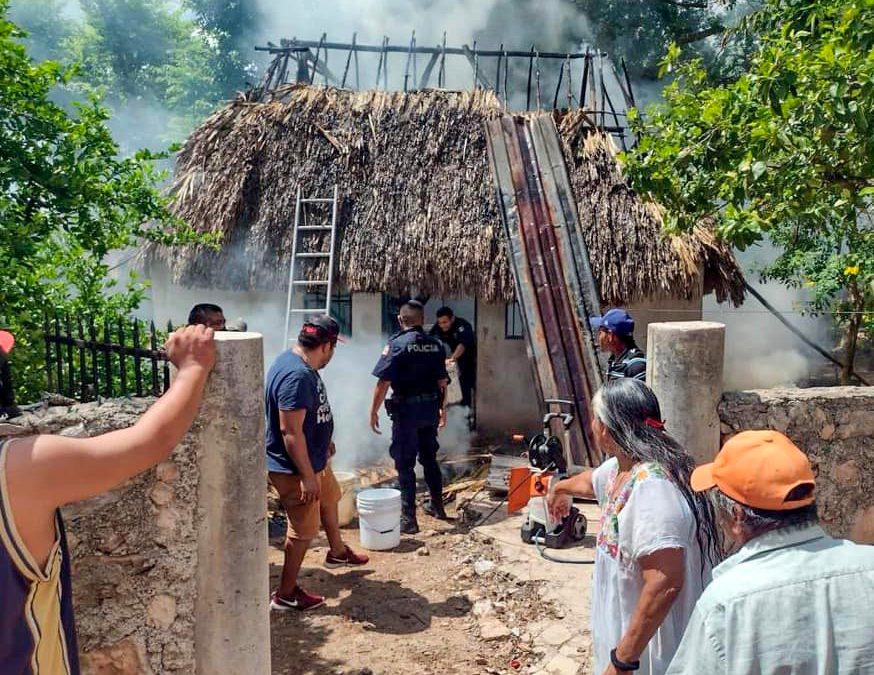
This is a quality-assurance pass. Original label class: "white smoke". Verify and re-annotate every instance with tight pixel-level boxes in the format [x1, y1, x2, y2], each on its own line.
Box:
[703, 244, 834, 391]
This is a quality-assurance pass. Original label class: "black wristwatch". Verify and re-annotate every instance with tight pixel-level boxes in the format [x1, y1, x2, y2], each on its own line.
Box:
[610, 648, 640, 672]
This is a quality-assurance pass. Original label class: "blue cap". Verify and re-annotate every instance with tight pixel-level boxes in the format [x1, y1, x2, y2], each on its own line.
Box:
[590, 308, 635, 336]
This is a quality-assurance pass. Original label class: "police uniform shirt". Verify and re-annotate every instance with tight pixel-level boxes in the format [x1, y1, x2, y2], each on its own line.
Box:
[372, 328, 448, 397]
[429, 317, 476, 368]
[606, 346, 647, 381]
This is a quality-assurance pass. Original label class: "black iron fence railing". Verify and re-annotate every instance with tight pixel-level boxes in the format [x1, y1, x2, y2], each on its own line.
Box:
[44, 314, 173, 401]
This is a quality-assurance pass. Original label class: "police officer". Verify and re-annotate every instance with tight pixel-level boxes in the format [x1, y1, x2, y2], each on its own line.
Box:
[589, 308, 647, 381]
[429, 306, 476, 409]
[370, 301, 449, 534]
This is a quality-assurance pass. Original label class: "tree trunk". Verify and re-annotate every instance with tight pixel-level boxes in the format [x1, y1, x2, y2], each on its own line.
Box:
[840, 281, 863, 385]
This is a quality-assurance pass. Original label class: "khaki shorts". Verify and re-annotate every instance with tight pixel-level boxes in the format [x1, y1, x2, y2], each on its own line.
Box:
[269, 464, 342, 542]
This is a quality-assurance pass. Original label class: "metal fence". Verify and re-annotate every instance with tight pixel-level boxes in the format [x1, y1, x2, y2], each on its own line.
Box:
[44, 314, 172, 401]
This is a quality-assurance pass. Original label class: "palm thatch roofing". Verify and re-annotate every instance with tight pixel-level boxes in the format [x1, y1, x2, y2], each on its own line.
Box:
[160, 84, 744, 306]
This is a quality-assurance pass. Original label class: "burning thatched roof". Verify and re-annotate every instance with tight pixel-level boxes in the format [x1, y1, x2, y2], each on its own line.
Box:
[160, 84, 744, 306]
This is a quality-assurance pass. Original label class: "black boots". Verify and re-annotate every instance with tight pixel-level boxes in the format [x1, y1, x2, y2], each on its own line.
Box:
[423, 499, 448, 520]
[400, 511, 420, 535]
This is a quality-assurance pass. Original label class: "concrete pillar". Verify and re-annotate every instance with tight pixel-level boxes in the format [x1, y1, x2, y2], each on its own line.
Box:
[647, 322, 725, 465]
[193, 332, 270, 675]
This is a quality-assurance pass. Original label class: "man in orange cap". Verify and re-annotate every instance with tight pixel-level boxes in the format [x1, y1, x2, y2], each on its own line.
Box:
[667, 430, 874, 674]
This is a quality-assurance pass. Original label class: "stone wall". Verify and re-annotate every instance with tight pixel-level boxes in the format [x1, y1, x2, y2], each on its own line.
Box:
[719, 387, 874, 544]
[1, 399, 200, 674]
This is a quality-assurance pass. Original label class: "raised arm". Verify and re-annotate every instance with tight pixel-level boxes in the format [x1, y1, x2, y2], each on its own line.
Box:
[547, 469, 595, 520]
[5, 324, 215, 565]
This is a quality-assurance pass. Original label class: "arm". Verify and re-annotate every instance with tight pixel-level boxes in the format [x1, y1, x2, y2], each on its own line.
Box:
[6, 325, 215, 565]
[370, 379, 391, 434]
[437, 377, 449, 427]
[608, 548, 686, 673]
[278, 408, 319, 502]
[449, 344, 466, 362]
[547, 469, 595, 520]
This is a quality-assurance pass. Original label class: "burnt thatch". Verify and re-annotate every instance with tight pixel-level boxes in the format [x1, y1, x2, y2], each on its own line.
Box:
[160, 84, 744, 306]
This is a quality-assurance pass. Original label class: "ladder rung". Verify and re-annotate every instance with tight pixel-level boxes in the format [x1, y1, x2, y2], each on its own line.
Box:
[300, 198, 335, 204]
[289, 308, 328, 314]
[297, 226, 333, 231]
[295, 252, 330, 259]
[292, 280, 330, 286]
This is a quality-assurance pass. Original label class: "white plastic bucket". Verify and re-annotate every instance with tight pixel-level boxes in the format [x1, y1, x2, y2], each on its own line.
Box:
[356, 488, 402, 551]
[334, 471, 359, 527]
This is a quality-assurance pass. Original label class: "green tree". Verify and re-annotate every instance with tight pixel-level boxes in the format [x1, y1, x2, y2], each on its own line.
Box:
[185, 0, 261, 97]
[624, 0, 874, 383]
[573, 0, 759, 82]
[0, 2, 204, 401]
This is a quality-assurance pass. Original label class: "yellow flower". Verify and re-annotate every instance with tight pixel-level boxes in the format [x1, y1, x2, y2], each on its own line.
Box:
[844, 265, 860, 276]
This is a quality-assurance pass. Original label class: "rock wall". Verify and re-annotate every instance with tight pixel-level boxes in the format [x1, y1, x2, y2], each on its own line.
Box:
[1, 399, 199, 674]
[719, 387, 874, 544]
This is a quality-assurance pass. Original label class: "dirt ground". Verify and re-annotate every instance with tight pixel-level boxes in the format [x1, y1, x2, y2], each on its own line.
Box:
[268, 497, 597, 675]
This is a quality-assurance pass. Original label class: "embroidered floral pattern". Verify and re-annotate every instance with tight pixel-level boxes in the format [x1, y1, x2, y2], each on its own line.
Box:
[596, 461, 667, 559]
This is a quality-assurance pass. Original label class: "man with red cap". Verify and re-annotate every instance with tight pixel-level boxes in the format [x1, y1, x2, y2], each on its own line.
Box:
[667, 430, 874, 674]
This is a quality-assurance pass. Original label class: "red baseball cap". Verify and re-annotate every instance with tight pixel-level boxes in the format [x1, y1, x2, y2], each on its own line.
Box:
[0, 330, 14, 354]
[691, 430, 815, 511]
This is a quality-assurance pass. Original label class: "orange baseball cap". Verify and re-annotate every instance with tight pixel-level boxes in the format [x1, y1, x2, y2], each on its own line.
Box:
[691, 430, 815, 510]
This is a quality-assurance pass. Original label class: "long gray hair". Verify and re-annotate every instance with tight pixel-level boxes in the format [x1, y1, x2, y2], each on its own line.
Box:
[592, 378, 723, 567]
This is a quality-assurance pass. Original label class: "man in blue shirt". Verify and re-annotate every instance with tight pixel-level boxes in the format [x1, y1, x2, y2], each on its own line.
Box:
[370, 301, 450, 534]
[266, 316, 367, 612]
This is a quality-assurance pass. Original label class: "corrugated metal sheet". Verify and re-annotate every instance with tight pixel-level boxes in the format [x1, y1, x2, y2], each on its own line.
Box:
[485, 114, 604, 467]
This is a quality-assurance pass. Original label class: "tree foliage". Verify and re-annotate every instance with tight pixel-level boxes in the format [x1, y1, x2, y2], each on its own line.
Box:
[624, 0, 874, 381]
[573, 0, 759, 82]
[0, 2, 205, 401]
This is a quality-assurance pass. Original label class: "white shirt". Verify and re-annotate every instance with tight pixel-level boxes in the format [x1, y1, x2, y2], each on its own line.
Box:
[667, 524, 874, 675]
[591, 457, 709, 675]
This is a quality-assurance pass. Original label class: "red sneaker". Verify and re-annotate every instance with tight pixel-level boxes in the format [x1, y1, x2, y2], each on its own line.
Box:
[270, 587, 325, 612]
[324, 545, 370, 569]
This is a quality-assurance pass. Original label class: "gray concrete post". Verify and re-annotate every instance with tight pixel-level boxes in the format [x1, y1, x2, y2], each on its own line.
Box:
[193, 332, 270, 675]
[646, 322, 725, 465]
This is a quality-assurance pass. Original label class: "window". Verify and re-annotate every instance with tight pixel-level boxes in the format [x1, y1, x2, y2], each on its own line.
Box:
[505, 302, 524, 339]
[303, 290, 352, 336]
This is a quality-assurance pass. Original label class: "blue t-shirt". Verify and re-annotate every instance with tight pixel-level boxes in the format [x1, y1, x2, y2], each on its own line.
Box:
[265, 350, 334, 474]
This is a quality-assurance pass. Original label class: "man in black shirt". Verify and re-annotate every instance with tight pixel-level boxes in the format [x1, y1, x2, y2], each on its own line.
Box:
[590, 308, 647, 381]
[429, 306, 476, 409]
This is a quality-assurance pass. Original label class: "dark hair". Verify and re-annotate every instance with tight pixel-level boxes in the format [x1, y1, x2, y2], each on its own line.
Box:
[400, 301, 425, 325]
[710, 488, 818, 539]
[188, 303, 223, 325]
[592, 378, 723, 567]
[436, 306, 454, 319]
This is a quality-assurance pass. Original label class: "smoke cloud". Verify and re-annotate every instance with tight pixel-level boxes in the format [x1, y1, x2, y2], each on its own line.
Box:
[703, 245, 833, 391]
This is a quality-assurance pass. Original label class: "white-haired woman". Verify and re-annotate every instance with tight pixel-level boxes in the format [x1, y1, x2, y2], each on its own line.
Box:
[548, 378, 722, 675]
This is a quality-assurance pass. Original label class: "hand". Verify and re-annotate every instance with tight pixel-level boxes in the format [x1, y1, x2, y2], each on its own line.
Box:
[601, 665, 623, 675]
[445, 358, 455, 366]
[329, 441, 337, 458]
[438, 408, 447, 428]
[370, 410, 381, 435]
[300, 473, 321, 504]
[165, 324, 216, 373]
[546, 479, 572, 521]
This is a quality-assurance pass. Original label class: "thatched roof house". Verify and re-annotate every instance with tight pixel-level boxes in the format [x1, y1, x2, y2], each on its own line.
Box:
[161, 84, 744, 307]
